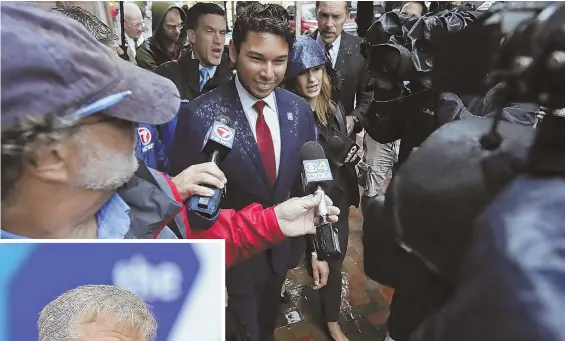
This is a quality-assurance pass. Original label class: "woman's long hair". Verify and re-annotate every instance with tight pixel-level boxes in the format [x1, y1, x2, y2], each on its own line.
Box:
[285, 66, 336, 126]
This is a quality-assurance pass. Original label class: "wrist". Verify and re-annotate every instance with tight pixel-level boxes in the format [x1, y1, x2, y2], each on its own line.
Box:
[311, 251, 318, 259]
[268, 206, 287, 241]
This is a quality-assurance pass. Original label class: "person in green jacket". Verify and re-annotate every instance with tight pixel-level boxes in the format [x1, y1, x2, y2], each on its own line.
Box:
[136, 2, 186, 71]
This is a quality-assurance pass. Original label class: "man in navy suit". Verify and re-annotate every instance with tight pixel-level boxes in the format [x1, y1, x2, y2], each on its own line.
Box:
[170, 3, 318, 341]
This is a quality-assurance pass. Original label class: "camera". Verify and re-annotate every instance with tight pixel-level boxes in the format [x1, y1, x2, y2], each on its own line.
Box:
[361, 3, 481, 86]
[432, 1, 565, 109]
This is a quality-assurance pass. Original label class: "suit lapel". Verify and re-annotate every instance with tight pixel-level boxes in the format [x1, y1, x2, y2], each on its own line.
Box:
[204, 55, 233, 91]
[224, 80, 273, 192]
[335, 33, 351, 74]
[311, 30, 349, 83]
[181, 57, 201, 96]
[273, 88, 297, 199]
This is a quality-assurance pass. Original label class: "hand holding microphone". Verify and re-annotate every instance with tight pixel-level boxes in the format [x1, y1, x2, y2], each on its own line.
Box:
[172, 162, 227, 201]
[186, 116, 235, 219]
[274, 191, 340, 236]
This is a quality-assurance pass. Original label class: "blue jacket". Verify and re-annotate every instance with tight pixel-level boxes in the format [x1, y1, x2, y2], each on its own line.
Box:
[411, 176, 565, 341]
[135, 123, 169, 173]
[158, 116, 178, 161]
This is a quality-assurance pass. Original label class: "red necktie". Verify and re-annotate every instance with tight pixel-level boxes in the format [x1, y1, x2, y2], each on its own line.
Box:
[254, 100, 276, 186]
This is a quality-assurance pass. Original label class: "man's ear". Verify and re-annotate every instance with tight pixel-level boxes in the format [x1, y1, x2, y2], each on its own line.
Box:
[188, 29, 196, 44]
[25, 140, 72, 184]
[228, 39, 238, 64]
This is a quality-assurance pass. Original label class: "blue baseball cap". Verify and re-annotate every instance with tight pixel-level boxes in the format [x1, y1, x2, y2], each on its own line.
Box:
[286, 36, 327, 79]
[1, 2, 181, 132]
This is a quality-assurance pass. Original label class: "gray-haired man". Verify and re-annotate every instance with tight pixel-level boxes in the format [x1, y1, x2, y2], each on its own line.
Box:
[38, 285, 156, 341]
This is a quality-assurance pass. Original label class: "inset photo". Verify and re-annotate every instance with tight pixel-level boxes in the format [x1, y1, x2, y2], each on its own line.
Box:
[0, 240, 224, 341]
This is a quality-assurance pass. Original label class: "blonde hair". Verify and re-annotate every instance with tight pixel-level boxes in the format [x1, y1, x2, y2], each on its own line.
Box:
[313, 67, 337, 127]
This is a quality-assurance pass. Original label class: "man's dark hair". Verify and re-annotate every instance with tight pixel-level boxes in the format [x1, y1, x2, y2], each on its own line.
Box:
[232, 3, 294, 54]
[185, 2, 226, 30]
[235, 1, 253, 18]
[315, 1, 352, 13]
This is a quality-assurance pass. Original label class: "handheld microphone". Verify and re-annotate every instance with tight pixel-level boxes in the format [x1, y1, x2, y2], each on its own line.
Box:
[326, 129, 361, 165]
[186, 116, 235, 219]
[299, 141, 342, 262]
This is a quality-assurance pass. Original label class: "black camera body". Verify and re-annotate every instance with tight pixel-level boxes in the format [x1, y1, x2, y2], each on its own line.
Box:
[361, 4, 481, 86]
[432, 2, 565, 109]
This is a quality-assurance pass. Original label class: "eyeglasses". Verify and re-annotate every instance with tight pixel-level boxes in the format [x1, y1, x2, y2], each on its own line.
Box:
[126, 21, 144, 29]
[164, 23, 184, 31]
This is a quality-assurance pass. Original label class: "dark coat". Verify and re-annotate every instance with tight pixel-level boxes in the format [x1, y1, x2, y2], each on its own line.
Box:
[364, 82, 539, 168]
[411, 176, 565, 341]
[154, 49, 234, 160]
[317, 102, 360, 208]
[135, 3, 186, 71]
[362, 93, 538, 340]
[410, 114, 565, 341]
[155, 49, 233, 101]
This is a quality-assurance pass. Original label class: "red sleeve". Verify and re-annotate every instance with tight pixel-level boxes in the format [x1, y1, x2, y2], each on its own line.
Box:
[192, 204, 286, 268]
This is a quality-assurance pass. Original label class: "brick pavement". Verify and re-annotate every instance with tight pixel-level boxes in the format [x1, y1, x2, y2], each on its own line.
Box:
[274, 207, 394, 341]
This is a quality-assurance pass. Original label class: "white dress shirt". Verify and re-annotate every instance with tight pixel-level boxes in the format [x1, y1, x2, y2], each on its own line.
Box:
[317, 32, 342, 68]
[235, 74, 281, 175]
[126, 34, 144, 58]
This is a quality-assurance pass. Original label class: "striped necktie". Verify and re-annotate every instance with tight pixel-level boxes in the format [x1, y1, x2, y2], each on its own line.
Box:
[325, 44, 333, 65]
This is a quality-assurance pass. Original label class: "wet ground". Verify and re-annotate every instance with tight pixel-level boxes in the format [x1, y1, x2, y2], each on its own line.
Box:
[274, 207, 394, 341]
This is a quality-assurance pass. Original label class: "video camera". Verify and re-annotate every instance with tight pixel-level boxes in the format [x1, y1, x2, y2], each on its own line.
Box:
[361, 2, 481, 86]
[432, 2, 565, 109]
[432, 1, 565, 151]
[362, 1, 565, 283]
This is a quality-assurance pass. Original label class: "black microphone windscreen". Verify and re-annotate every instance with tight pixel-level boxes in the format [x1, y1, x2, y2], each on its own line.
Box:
[299, 141, 326, 161]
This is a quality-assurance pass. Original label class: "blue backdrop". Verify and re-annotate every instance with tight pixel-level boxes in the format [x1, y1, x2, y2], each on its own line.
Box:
[0, 242, 224, 341]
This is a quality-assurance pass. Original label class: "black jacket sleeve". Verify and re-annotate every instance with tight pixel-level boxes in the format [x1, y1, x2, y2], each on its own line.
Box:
[350, 62, 374, 134]
[436, 92, 538, 127]
[362, 84, 408, 144]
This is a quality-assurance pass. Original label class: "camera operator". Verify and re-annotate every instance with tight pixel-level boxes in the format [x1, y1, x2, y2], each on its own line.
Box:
[360, 5, 540, 341]
[406, 3, 565, 340]
[410, 117, 565, 341]
[404, 106, 565, 341]
[363, 2, 565, 341]
[363, 70, 537, 170]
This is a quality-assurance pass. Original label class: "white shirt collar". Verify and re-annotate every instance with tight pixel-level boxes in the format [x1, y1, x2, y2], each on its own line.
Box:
[126, 34, 144, 57]
[192, 52, 218, 79]
[126, 33, 144, 45]
[234, 74, 277, 112]
[316, 32, 342, 55]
